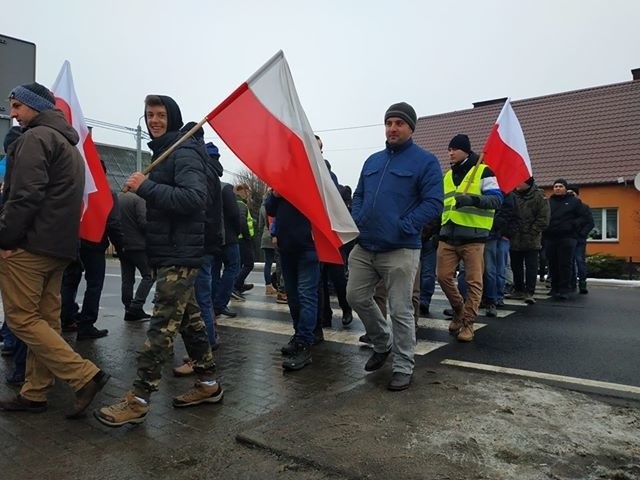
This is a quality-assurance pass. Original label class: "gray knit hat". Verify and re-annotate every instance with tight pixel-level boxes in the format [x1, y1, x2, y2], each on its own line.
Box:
[9, 82, 56, 112]
[384, 102, 417, 131]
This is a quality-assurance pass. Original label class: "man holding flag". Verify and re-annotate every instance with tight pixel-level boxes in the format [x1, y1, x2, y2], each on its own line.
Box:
[0, 82, 110, 418]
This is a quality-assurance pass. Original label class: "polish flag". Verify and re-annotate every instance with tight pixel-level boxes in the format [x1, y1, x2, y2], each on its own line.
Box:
[51, 61, 113, 242]
[482, 99, 532, 193]
[206, 51, 358, 263]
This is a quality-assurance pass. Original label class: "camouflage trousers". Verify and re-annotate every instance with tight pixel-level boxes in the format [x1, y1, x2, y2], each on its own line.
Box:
[133, 265, 216, 399]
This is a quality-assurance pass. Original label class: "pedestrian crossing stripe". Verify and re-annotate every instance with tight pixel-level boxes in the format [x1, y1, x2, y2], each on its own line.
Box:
[218, 297, 488, 356]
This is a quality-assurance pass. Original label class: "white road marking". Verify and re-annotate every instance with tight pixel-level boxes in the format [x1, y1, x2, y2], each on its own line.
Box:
[441, 359, 640, 395]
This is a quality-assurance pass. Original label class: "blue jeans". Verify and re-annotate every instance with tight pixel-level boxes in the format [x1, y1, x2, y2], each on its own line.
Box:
[279, 249, 320, 346]
[1, 319, 17, 350]
[496, 238, 510, 302]
[419, 239, 437, 307]
[572, 239, 587, 288]
[263, 248, 275, 284]
[212, 243, 240, 311]
[195, 255, 216, 346]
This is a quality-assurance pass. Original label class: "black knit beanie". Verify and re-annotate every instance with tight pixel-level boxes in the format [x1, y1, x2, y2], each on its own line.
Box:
[384, 102, 417, 131]
[448, 134, 472, 154]
[553, 178, 568, 188]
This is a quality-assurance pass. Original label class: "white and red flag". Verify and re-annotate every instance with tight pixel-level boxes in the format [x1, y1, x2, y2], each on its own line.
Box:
[51, 61, 113, 242]
[482, 99, 532, 193]
[206, 51, 358, 263]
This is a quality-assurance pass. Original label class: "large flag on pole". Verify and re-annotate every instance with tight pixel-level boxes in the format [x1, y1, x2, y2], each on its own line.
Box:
[482, 99, 532, 193]
[51, 61, 113, 242]
[206, 51, 358, 264]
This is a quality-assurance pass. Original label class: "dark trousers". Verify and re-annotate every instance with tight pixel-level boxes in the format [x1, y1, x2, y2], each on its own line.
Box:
[234, 238, 255, 290]
[571, 239, 588, 289]
[120, 250, 154, 311]
[319, 262, 351, 324]
[546, 238, 577, 295]
[510, 249, 539, 295]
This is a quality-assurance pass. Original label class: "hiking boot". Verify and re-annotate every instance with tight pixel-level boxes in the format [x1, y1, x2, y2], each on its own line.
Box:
[282, 343, 312, 371]
[230, 290, 246, 301]
[173, 360, 195, 377]
[67, 370, 111, 419]
[358, 333, 372, 345]
[276, 292, 288, 304]
[124, 308, 151, 322]
[0, 394, 47, 413]
[173, 380, 223, 408]
[364, 348, 391, 372]
[215, 307, 237, 318]
[579, 281, 588, 294]
[524, 294, 536, 305]
[485, 304, 497, 317]
[77, 326, 109, 340]
[240, 283, 254, 292]
[457, 324, 474, 342]
[265, 284, 277, 296]
[496, 299, 506, 308]
[506, 291, 526, 300]
[448, 317, 463, 333]
[281, 336, 297, 355]
[341, 310, 353, 326]
[387, 372, 412, 391]
[95, 392, 149, 427]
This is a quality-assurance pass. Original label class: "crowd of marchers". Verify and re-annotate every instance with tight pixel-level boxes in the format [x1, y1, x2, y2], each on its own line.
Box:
[0, 83, 594, 427]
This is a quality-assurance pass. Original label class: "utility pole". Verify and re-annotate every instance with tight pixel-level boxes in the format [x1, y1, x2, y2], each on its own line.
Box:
[135, 123, 142, 171]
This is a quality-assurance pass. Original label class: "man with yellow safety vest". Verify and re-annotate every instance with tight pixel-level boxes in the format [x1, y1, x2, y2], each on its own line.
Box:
[232, 184, 255, 300]
[436, 134, 503, 342]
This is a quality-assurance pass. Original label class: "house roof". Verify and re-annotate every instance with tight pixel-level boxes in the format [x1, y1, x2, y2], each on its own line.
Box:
[412, 78, 640, 188]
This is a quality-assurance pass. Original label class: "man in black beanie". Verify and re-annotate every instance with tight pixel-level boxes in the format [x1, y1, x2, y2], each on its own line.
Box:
[0, 82, 110, 418]
[347, 102, 443, 391]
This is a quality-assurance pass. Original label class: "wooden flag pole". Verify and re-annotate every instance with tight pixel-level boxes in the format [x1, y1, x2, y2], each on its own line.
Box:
[122, 116, 209, 192]
[460, 152, 485, 195]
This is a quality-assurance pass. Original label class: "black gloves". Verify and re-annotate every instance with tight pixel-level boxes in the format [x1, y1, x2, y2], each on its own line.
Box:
[455, 195, 479, 209]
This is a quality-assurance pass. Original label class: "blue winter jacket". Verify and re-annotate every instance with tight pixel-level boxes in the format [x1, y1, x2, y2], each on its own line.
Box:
[351, 138, 444, 252]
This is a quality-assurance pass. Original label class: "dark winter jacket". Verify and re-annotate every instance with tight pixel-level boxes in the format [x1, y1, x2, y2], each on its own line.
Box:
[510, 185, 550, 251]
[0, 109, 84, 261]
[135, 97, 207, 267]
[351, 138, 444, 252]
[118, 191, 147, 252]
[221, 182, 242, 246]
[543, 193, 584, 241]
[265, 193, 314, 253]
[576, 201, 595, 241]
[489, 192, 519, 239]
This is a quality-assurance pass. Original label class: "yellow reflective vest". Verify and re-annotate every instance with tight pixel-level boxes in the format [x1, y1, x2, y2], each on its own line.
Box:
[441, 164, 495, 231]
[238, 201, 255, 239]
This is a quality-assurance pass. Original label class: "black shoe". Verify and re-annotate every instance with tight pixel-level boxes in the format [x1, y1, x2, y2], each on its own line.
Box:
[419, 304, 430, 317]
[341, 310, 353, 326]
[358, 333, 372, 344]
[61, 321, 78, 333]
[215, 307, 237, 318]
[76, 326, 109, 340]
[67, 370, 110, 419]
[0, 394, 47, 413]
[313, 332, 325, 346]
[281, 336, 297, 355]
[496, 300, 505, 308]
[443, 308, 454, 317]
[579, 282, 588, 294]
[230, 290, 246, 301]
[554, 293, 569, 301]
[364, 348, 391, 372]
[387, 372, 412, 391]
[124, 309, 151, 322]
[5, 374, 25, 387]
[240, 283, 254, 292]
[282, 343, 312, 371]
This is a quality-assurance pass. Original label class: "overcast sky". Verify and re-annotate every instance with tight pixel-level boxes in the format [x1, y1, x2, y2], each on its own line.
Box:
[3, 0, 638, 187]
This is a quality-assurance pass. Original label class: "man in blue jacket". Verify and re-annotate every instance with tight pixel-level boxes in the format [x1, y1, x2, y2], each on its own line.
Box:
[346, 102, 444, 391]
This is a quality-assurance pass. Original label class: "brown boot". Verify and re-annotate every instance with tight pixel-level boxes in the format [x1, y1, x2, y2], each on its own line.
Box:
[94, 391, 149, 427]
[265, 284, 277, 295]
[457, 322, 474, 342]
[447, 305, 464, 333]
[67, 370, 110, 419]
[173, 360, 195, 377]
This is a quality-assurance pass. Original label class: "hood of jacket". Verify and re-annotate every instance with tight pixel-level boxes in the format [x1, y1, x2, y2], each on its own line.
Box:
[26, 109, 79, 145]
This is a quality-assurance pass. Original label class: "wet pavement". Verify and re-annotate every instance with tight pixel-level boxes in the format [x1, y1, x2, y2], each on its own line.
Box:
[0, 262, 638, 479]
